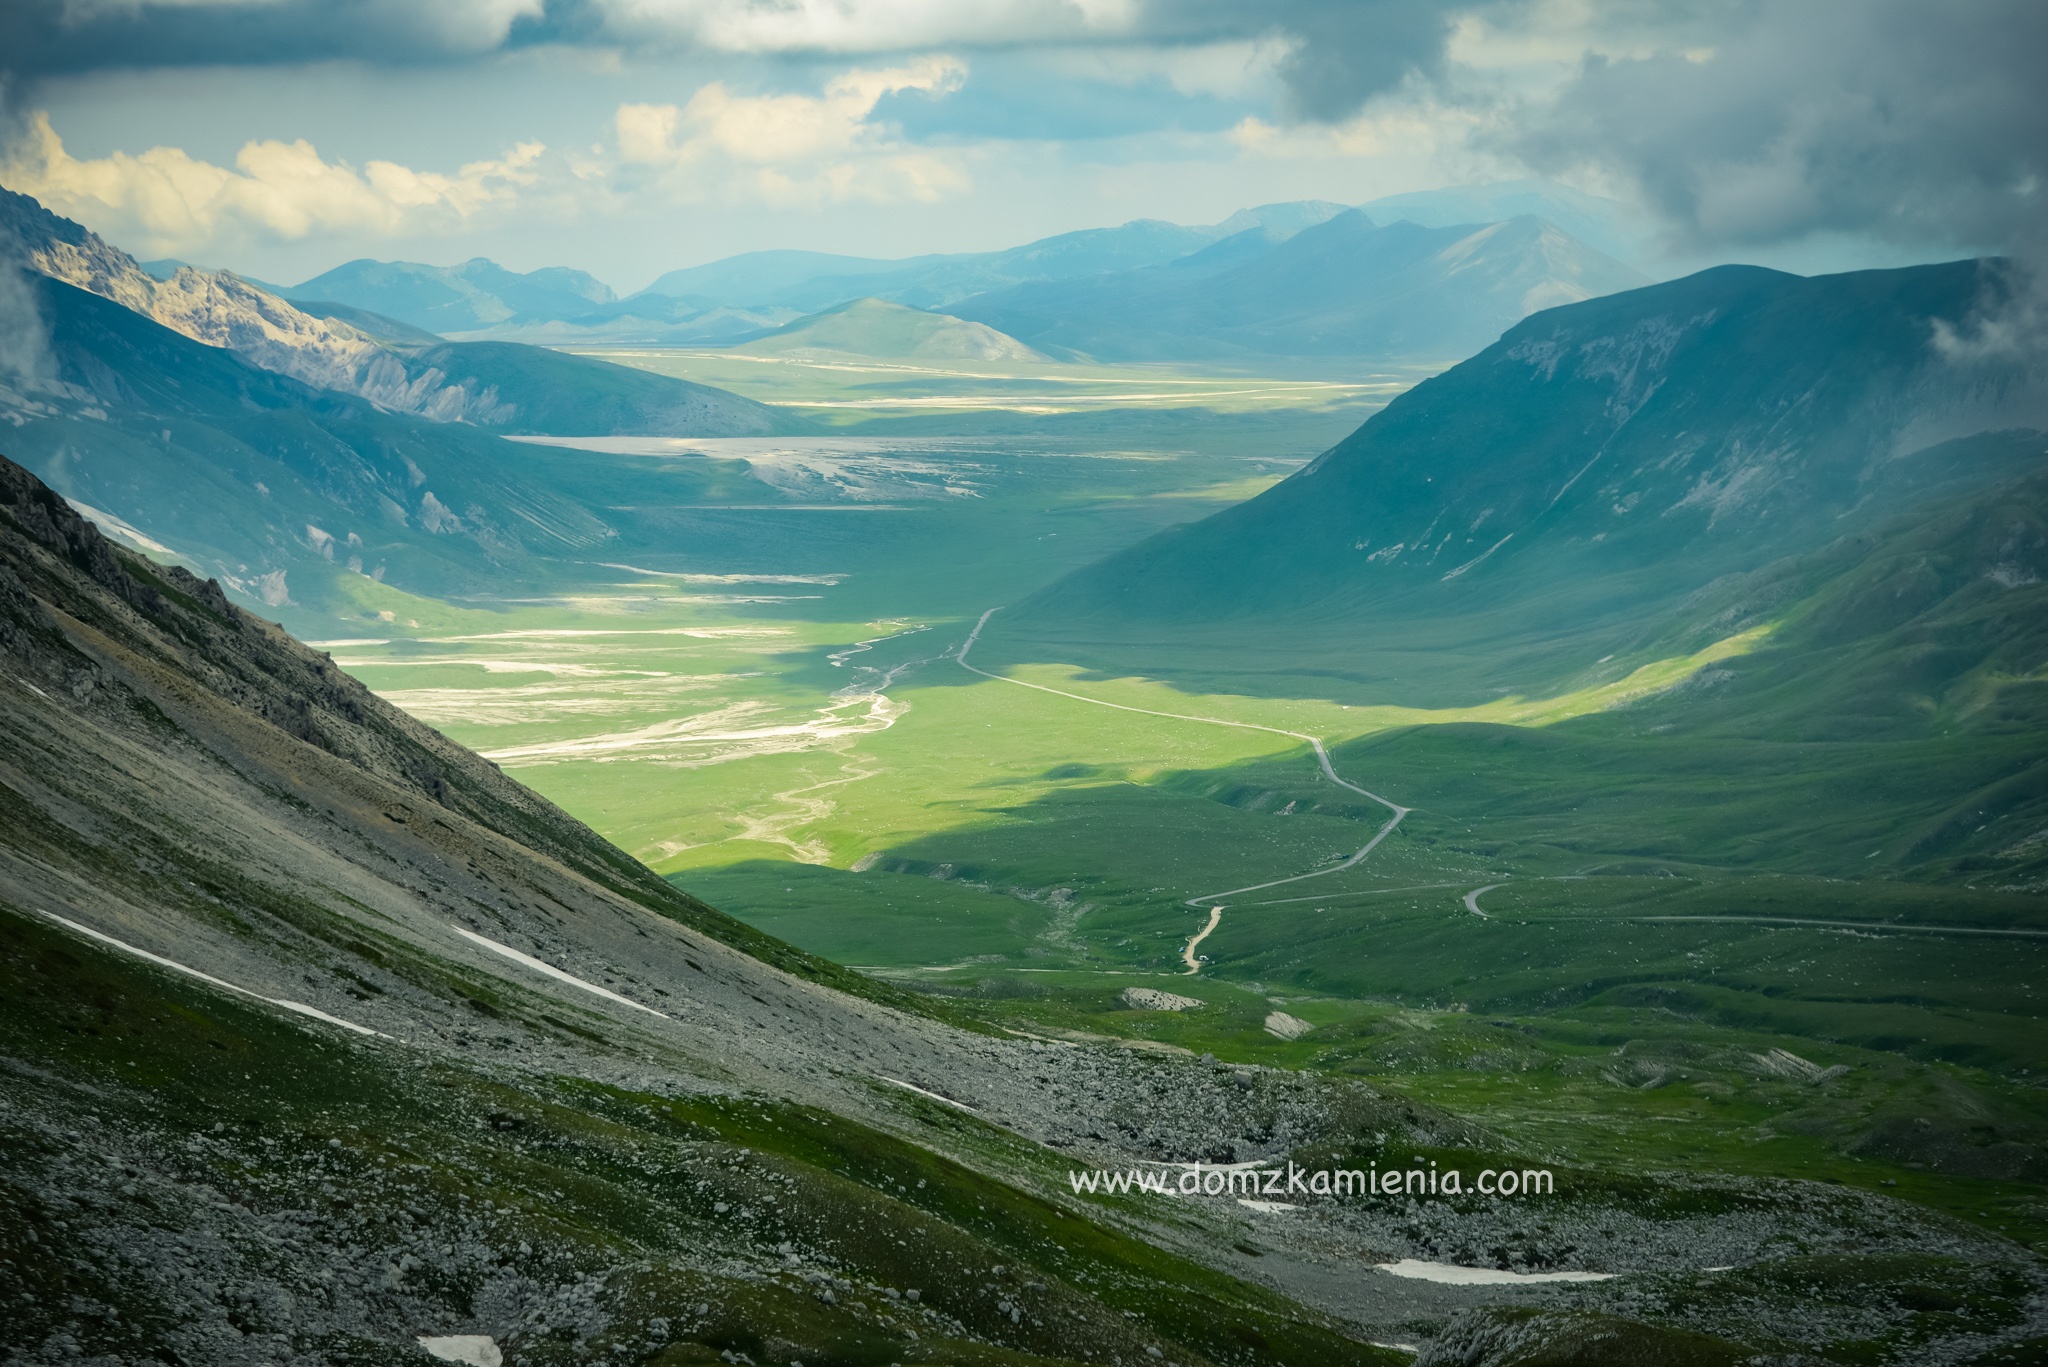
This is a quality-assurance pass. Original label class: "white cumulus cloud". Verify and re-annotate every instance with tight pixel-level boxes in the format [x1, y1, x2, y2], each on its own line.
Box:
[615, 57, 971, 205]
[1, 112, 543, 257]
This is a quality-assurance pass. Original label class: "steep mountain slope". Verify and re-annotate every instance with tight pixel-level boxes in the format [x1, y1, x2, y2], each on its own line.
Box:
[2, 184, 429, 410]
[989, 260, 2045, 886]
[1311, 440, 2048, 885]
[951, 212, 1650, 362]
[286, 256, 617, 333]
[3, 186, 789, 443]
[0, 274, 795, 608]
[1012, 259, 2030, 647]
[401, 340, 805, 436]
[733, 297, 1048, 362]
[7, 457, 2036, 1366]
[0, 454, 1486, 1365]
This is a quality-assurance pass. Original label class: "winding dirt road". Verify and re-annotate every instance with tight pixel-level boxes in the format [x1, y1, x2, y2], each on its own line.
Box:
[957, 608, 1411, 973]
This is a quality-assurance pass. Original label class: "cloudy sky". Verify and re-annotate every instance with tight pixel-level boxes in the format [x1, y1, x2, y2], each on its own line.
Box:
[1, 0, 2041, 292]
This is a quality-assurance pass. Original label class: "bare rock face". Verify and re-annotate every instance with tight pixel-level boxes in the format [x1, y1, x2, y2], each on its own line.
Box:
[1119, 986, 1204, 1012]
[1, 185, 487, 418]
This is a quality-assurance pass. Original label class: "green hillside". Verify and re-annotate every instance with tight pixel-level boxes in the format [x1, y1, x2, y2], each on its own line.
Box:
[734, 297, 1049, 362]
[1, 276, 796, 609]
[1310, 450, 2048, 886]
[410, 339, 807, 436]
[1004, 260, 2029, 698]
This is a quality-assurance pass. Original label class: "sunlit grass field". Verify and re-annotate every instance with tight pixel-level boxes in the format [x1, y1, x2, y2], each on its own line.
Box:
[574, 346, 1427, 429]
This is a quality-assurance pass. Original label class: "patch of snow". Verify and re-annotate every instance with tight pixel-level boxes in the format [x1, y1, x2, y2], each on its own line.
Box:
[67, 501, 180, 557]
[1238, 1199, 1299, 1213]
[1375, 1259, 1617, 1285]
[34, 910, 386, 1037]
[875, 1075, 978, 1111]
[450, 926, 669, 1018]
[417, 1335, 502, 1366]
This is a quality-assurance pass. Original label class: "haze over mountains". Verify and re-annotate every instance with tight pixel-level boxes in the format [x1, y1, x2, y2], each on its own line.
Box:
[260, 181, 1649, 362]
[952, 213, 1645, 363]
[290, 256, 618, 334]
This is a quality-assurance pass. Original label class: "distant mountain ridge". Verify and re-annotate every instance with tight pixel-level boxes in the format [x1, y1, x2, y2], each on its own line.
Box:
[0, 184, 794, 439]
[0, 270, 801, 614]
[1354, 180, 1645, 262]
[633, 201, 1352, 315]
[278, 191, 1638, 357]
[950, 212, 1649, 362]
[285, 256, 616, 333]
[1, 186, 439, 412]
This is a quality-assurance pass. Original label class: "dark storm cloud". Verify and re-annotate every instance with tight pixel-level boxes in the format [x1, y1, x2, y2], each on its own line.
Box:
[1504, 0, 2048, 256]
[8, 0, 2042, 266]
[1131, 0, 1461, 121]
[0, 0, 1462, 116]
[0, 0, 571, 84]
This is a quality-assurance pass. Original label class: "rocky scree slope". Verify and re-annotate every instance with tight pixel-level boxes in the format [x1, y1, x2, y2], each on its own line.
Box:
[0, 453, 1496, 1365]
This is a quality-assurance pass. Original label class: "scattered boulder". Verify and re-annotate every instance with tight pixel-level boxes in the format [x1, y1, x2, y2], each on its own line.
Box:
[1121, 986, 1204, 1012]
[1264, 1011, 1313, 1040]
[418, 1336, 502, 1366]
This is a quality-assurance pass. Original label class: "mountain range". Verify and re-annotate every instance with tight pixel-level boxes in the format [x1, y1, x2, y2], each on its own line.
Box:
[3, 187, 792, 438]
[5, 151, 2047, 1361]
[289, 256, 617, 333]
[263, 183, 1648, 361]
[950, 212, 1646, 363]
[0, 186, 832, 612]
